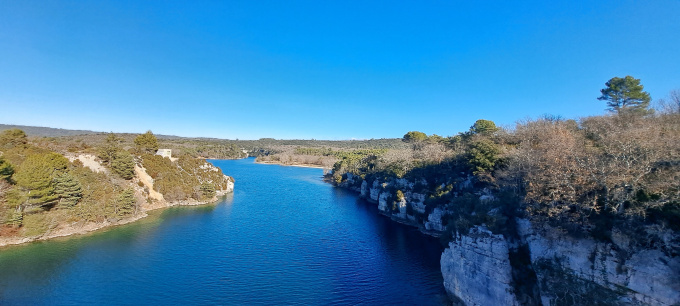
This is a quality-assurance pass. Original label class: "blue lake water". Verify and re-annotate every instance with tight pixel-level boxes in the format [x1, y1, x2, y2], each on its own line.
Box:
[0, 158, 448, 305]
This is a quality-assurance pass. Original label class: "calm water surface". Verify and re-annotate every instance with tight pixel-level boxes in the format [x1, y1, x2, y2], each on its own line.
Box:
[0, 158, 448, 305]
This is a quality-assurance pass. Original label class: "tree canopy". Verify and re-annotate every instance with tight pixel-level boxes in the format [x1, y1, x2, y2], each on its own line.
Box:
[134, 130, 159, 154]
[402, 131, 428, 143]
[13, 152, 69, 206]
[470, 119, 499, 135]
[0, 129, 27, 149]
[54, 172, 83, 208]
[598, 76, 651, 115]
[111, 150, 135, 180]
[98, 133, 123, 165]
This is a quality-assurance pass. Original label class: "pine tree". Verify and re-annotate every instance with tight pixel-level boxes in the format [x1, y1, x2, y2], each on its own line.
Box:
[13, 153, 68, 206]
[53, 172, 83, 208]
[470, 119, 499, 135]
[402, 131, 428, 143]
[466, 138, 501, 174]
[97, 133, 122, 166]
[134, 130, 159, 154]
[115, 188, 136, 216]
[111, 151, 136, 180]
[598, 76, 652, 115]
[0, 156, 14, 182]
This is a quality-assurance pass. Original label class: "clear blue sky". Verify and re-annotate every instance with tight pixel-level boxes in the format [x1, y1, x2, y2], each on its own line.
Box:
[1, 1, 679, 140]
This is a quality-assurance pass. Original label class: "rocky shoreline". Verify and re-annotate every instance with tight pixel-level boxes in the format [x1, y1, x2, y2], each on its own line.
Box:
[333, 174, 680, 305]
[0, 187, 233, 248]
[1, 155, 235, 249]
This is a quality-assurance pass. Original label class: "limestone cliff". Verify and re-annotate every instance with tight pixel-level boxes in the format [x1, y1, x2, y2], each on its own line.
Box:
[335, 175, 680, 305]
[440, 226, 520, 306]
[517, 219, 680, 305]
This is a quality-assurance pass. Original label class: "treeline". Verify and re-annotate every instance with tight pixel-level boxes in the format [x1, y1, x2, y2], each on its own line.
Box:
[256, 147, 388, 168]
[3, 128, 408, 161]
[329, 79, 680, 249]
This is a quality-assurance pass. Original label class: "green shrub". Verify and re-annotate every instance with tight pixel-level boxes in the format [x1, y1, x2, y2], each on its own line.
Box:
[200, 183, 216, 200]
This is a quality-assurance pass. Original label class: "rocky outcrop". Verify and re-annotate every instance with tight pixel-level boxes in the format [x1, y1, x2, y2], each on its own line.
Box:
[357, 178, 445, 235]
[441, 226, 520, 306]
[425, 207, 445, 232]
[360, 180, 368, 198]
[369, 180, 381, 202]
[517, 219, 680, 305]
[136, 164, 234, 211]
[335, 175, 679, 305]
[438, 219, 680, 305]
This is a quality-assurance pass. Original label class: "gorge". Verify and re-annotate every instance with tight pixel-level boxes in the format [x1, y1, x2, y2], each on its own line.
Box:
[334, 172, 680, 305]
[0, 158, 449, 305]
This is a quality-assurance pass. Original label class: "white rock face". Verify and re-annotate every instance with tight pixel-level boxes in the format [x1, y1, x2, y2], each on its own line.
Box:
[378, 192, 390, 212]
[409, 192, 426, 214]
[425, 207, 445, 232]
[517, 219, 680, 305]
[396, 198, 407, 219]
[223, 178, 235, 194]
[342, 176, 680, 305]
[360, 180, 368, 198]
[440, 226, 520, 306]
[369, 180, 381, 202]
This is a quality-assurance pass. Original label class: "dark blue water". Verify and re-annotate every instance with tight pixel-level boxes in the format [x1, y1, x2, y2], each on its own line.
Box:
[0, 158, 448, 305]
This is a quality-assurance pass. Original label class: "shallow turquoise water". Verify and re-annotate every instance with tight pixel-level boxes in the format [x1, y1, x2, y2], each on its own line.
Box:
[0, 158, 448, 305]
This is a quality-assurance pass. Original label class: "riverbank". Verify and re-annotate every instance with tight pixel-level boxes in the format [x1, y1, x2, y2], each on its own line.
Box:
[0, 158, 447, 305]
[0, 140, 235, 249]
[0, 192, 232, 248]
[255, 160, 328, 169]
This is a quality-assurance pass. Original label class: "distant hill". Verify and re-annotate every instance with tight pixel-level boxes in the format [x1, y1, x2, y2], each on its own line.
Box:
[0, 124, 102, 137]
[0, 124, 188, 139]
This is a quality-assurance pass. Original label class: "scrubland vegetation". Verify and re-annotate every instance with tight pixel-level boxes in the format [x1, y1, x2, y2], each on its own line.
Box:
[328, 79, 680, 252]
[0, 129, 232, 242]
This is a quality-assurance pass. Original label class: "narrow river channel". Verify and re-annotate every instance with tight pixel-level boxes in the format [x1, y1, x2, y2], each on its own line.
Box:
[0, 158, 448, 305]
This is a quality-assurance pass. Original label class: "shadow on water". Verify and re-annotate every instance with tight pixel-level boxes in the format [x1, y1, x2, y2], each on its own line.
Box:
[0, 197, 231, 302]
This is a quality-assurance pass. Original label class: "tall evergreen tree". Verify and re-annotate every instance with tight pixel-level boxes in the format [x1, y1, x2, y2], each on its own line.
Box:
[134, 130, 159, 154]
[0, 156, 14, 182]
[112, 151, 136, 180]
[13, 154, 63, 206]
[53, 172, 83, 208]
[598, 76, 652, 115]
[114, 188, 136, 216]
[466, 138, 501, 175]
[97, 133, 122, 166]
[470, 119, 499, 136]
